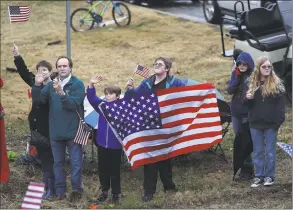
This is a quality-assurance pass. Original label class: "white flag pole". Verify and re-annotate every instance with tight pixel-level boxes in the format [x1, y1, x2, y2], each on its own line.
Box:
[7, 6, 15, 45]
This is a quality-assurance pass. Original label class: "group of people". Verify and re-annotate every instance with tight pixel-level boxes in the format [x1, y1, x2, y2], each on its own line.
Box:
[228, 50, 285, 187]
[0, 44, 285, 205]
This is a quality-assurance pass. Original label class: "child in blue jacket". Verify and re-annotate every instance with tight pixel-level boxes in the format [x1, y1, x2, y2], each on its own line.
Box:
[87, 75, 122, 204]
[227, 52, 255, 180]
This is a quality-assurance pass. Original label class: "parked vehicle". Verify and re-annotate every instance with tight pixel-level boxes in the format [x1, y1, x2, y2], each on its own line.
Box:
[220, 0, 292, 102]
[202, 0, 275, 24]
[128, 0, 199, 7]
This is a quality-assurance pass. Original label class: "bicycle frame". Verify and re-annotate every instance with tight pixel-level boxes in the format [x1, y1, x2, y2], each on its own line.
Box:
[90, 1, 112, 16]
[81, 1, 123, 20]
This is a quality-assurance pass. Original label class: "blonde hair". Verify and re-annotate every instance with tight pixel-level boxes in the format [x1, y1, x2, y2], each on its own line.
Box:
[247, 56, 285, 97]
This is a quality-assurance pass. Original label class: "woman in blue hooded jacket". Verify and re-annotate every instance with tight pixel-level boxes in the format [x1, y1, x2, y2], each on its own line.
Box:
[227, 52, 255, 180]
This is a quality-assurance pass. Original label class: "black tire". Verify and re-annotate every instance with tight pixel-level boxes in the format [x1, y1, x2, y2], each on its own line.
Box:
[112, 2, 131, 27]
[203, 0, 222, 24]
[70, 8, 95, 32]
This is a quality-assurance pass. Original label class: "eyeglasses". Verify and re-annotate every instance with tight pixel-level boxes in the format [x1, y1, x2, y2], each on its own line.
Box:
[153, 63, 165, 68]
[261, 65, 272, 69]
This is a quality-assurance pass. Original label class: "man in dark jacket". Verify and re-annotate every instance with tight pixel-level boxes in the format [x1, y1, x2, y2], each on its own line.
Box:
[32, 56, 85, 200]
[126, 57, 185, 202]
[227, 52, 255, 180]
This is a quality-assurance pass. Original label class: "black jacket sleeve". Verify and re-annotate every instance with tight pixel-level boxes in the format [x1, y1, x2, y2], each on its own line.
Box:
[14, 56, 35, 87]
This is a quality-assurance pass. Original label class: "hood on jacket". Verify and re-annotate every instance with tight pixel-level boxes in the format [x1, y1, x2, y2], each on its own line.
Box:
[236, 52, 255, 72]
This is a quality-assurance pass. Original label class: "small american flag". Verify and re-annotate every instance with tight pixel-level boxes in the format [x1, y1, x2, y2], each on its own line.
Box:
[135, 65, 150, 78]
[99, 83, 222, 168]
[277, 142, 292, 158]
[8, 6, 31, 23]
[21, 182, 45, 209]
[73, 119, 92, 145]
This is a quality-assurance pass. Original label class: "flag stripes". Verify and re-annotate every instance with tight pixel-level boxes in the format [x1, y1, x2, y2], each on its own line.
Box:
[122, 83, 222, 168]
[73, 120, 91, 145]
[21, 182, 44, 209]
[135, 65, 150, 78]
[8, 6, 31, 23]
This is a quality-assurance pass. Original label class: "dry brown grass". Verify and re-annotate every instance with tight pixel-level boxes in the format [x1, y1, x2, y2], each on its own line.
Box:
[0, 1, 292, 209]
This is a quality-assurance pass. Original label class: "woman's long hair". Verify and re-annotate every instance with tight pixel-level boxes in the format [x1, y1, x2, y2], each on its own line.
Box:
[247, 56, 285, 97]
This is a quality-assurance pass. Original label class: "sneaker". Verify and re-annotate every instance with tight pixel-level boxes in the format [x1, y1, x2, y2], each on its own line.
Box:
[264, 177, 274, 186]
[251, 177, 264, 188]
[112, 194, 121, 204]
[141, 193, 153, 202]
[94, 191, 108, 204]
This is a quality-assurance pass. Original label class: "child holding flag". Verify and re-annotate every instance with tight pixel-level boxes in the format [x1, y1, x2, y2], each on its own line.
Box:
[126, 56, 185, 202]
[87, 75, 123, 204]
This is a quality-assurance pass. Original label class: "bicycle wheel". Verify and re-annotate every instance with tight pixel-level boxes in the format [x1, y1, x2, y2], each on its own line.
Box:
[70, 8, 95, 32]
[112, 2, 131, 27]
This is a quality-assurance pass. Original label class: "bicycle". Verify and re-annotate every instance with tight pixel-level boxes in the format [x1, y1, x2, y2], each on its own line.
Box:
[70, 0, 131, 32]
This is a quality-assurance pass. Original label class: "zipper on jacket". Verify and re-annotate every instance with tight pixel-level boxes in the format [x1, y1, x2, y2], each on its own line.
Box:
[106, 124, 109, 148]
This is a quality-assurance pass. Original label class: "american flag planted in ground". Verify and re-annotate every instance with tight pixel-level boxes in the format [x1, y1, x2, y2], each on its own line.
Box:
[135, 64, 150, 78]
[8, 6, 31, 23]
[21, 182, 45, 209]
[99, 83, 223, 168]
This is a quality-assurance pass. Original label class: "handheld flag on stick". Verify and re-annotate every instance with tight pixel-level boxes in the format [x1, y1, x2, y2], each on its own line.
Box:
[8, 6, 31, 23]
[8, 6, 31, 44]
[132, 64, 150, 78]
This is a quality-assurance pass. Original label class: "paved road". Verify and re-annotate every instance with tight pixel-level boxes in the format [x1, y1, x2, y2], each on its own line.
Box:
[129, 0, 234, 27]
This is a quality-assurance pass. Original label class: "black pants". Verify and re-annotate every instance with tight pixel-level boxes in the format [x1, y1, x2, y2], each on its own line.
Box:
[143, 159, 176, 195]
[35, 144, 54, 189]
[98, 146, 122, 194]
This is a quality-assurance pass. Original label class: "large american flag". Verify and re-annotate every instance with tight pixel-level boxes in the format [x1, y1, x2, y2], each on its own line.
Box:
[8, 6, 31, 23]
[135, 64, 150, 78]
[99, 83, 223, 168]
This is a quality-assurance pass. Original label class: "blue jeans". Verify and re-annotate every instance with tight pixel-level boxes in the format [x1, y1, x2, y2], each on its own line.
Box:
[250, 128, 278, 178]
[232, 117, 253, 169]
[50, 139, 83, 195]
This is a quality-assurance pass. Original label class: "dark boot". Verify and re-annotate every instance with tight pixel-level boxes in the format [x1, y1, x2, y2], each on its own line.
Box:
[42, 178, 55, 200]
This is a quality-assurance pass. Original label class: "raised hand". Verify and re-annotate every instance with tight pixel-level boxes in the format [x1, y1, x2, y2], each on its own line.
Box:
[12, 44, 20, 56]
[35, 73, 45, 86]
[89, 75, 103, 88]
[126, 78, 134, 89]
